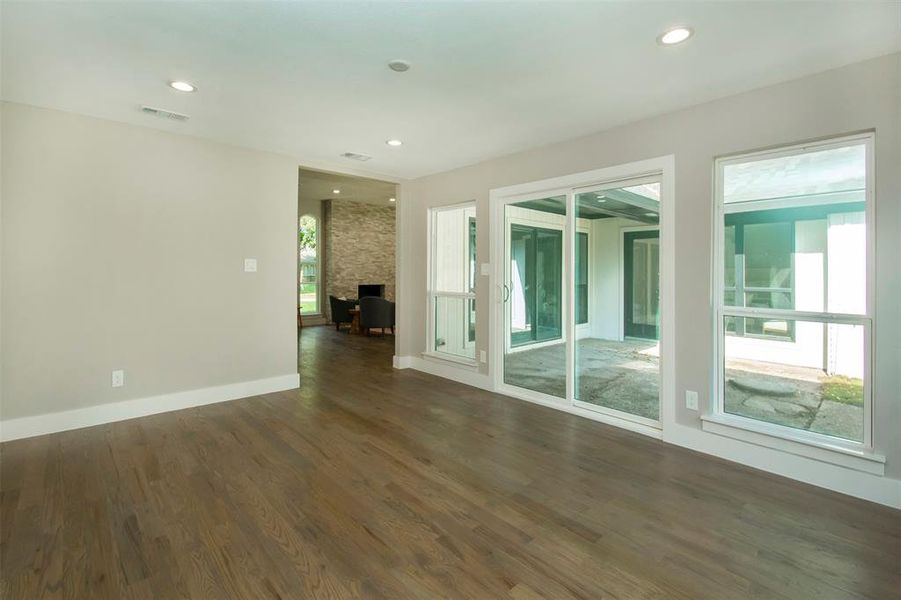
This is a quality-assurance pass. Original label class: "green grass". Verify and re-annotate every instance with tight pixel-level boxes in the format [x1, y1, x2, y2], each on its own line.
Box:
[299, 283, 317, 293]
[299, 300, 318, 314]
[821, 375, 864, 406]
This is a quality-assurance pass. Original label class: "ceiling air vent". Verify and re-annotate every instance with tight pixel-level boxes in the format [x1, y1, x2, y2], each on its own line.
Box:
[140, 105, 189, 121]
[341, 152, 373, 162]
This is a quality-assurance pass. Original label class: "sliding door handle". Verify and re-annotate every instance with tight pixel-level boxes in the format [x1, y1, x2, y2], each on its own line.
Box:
[503, 284, 511, 302]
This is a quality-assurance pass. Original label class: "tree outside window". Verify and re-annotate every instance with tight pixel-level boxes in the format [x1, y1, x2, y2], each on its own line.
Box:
[299, 215, 318, 315]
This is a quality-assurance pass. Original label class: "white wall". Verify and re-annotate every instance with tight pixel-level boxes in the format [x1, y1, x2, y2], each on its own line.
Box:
[1, 102, 299, 424]
[396, 53, 901, 490]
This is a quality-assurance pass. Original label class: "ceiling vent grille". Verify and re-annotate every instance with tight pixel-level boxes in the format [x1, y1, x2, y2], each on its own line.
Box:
[341, 152, 373, 162]
[141, 105, 190, 121]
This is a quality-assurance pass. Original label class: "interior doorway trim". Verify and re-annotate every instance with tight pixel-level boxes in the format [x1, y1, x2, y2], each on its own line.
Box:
[488, 155, 676, 439]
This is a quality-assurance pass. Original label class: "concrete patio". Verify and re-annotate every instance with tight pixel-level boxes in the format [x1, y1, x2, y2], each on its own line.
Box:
[503, 338, 862, 441]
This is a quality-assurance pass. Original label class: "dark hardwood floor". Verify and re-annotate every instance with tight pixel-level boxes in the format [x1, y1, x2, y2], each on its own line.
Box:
[2, 326, 899, 599]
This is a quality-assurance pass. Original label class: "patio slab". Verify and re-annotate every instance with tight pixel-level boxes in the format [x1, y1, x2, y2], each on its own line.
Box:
[502, 337, 863, 442]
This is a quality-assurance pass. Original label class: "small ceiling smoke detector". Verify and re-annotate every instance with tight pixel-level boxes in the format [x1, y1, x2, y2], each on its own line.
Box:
[169, 80, 196, 92]
[141, 105, 189, 121]
[658, 26, 693, 45]
[386, 139, 403, 147]
[341, 151, 373, 162]
[332, 189, 341, 195]
[388, 60, 411, 72]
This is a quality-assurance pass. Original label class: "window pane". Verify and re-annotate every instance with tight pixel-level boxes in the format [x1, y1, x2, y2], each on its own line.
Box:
[724, 144, 865, 204]
[724, 317, 864, 442]
[299, 215, 318, 315]
[468, 217, 477, 293]
[467, 298, 476, 343]
[572, 183, 661, 422]
[430, 204, 476, 359]
[434, 206, 476, 293]
[576, 232, 588, 325]
[744, 222, 793, 290]
[434, 296, 476, 360]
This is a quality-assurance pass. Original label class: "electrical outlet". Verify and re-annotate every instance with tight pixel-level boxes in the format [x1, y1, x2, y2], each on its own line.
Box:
[479, 350, 487, 363]
[480, 263, 490, 276]
[244, 258, 258, 272]
[685, 390, 699, 411]
[112, 370, 125, 388]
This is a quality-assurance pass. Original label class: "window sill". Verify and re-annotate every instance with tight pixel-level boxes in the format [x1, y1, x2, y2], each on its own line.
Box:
[421, 352, 479, 370]
[701, 413, 885, 475]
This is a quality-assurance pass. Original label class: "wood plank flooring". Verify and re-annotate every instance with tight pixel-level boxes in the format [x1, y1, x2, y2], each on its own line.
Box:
[2, 325, 899, 599]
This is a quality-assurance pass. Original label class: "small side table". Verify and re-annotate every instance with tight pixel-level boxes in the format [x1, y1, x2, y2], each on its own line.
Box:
[348, 308, 361, 335]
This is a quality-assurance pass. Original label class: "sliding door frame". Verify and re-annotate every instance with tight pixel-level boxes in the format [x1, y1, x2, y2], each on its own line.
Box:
[489, 156, 675, 439]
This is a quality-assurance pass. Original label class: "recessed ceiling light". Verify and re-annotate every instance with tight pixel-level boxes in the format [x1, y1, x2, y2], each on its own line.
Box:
[645, 212, 658, 217]
[658, 26, 693, 45]
[332, 189, 341, 194]
[386, 139, 403, 147]
[389, 197, 396, 202]
[169, 81, 196, 93]
[388, 60, 411, 72]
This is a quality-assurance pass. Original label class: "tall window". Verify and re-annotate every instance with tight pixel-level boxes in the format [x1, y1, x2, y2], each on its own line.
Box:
[468, 217, 477, 343]
[298, 215, 319, 315]
[429, 204, 477, 361]
[714, 135, 872, 446]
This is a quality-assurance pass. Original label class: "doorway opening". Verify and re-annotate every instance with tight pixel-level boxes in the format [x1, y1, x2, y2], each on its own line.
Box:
[297, 167, 398, 365]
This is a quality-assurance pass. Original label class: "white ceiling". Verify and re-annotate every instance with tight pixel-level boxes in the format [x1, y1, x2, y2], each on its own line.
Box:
[3, 2, 899, 180]
[298, 168, 397, 206]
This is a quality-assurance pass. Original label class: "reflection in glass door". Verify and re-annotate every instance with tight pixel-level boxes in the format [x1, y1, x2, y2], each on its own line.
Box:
[510, 224, 563, 346]
[503, 195, 566, 398]
[624, 231, 660, 340]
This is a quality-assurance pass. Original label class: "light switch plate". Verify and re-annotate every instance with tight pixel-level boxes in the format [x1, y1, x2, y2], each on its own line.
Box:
[685, 390, 699, 411]
[479, 350, 487, 363]
[244, 258, 258, 272]
[480, 263, 490, 276]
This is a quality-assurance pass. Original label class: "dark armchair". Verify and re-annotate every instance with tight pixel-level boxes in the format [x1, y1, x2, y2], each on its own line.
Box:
[329, 295, 356, 331]
[359, 296, 395, 335]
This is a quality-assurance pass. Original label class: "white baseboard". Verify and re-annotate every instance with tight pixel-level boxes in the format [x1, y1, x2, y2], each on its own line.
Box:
[405, 356, 493, 391]
[0, 373, 300, 442]
[665, 423, 901, 509]
[393, 355, 413, 369]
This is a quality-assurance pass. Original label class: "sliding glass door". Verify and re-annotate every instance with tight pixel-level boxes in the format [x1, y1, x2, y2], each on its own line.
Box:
[497, 176, 663, 429]
[503, 195, 567, 398]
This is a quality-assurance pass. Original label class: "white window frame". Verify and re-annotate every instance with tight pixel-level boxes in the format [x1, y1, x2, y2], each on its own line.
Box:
[707, 132, 878, 459]
[426, 202, 478, 367]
